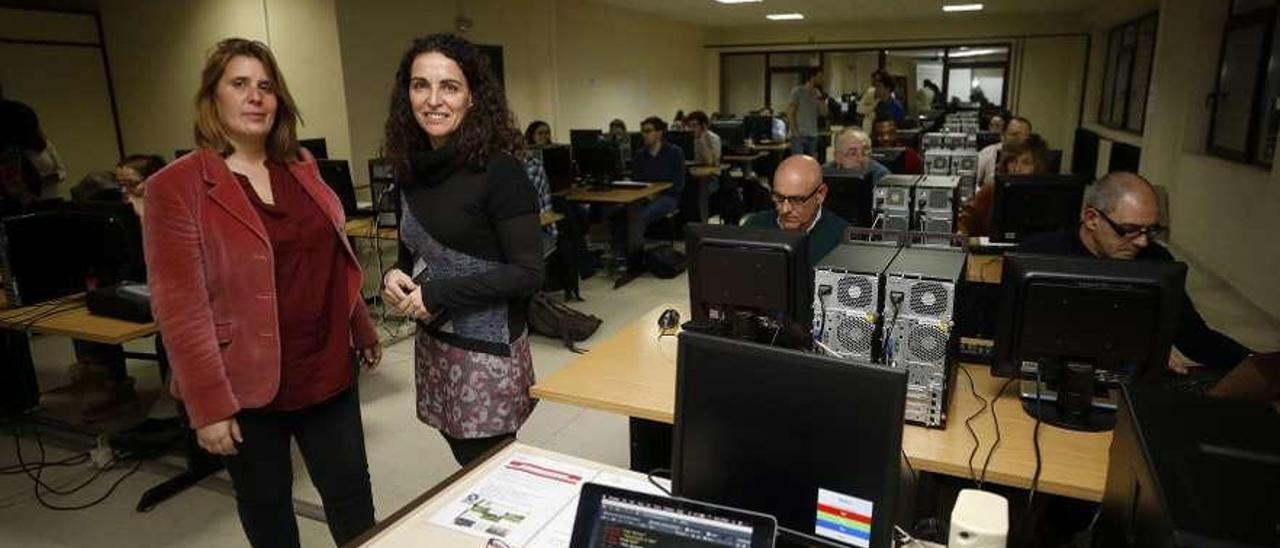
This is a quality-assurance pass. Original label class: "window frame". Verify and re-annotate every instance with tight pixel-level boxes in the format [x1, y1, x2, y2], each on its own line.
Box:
[1206, 0, 1278, 166]
[1097, 11, 1158, 134]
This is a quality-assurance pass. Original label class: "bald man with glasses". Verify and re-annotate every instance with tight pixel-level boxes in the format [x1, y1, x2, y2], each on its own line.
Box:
[1019, 172, 1254, 374]
[743, 155, 849, 264]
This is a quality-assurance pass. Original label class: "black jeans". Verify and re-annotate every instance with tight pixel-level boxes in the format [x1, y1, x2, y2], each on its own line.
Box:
[441, 432, 515, 466]
[221, 387, 375, 548]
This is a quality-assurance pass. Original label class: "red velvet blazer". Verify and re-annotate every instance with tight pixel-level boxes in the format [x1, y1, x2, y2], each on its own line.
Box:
[143, 148, 377, 428]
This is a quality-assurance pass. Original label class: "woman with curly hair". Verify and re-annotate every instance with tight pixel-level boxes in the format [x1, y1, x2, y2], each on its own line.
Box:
[380, 33, 544, 465]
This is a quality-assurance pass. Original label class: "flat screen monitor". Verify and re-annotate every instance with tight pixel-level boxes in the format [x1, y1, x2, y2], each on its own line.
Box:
[0, 205, 143, 306]
[823, 173, 874, 228]
[993, 252, 1185, 431]
[300, 138, 328, 160]
[570, 129, 604, 148]
[666, 130, 695, 162]
[685, 223, 813, 348]
[711, 119, 747, 156]
[990, 173, 1089, 242]
[574, 142, 621, 186]
[317, 159, 360, 217]
[743, 115, 773, 142]
[870, 148, 907, 174]
[541, 145, 574, 193]
[673, 331, 906, 548]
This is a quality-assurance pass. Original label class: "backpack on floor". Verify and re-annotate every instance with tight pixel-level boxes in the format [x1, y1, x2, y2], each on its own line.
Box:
[644, 245, 688, 279]
[527, 292, 602, 353]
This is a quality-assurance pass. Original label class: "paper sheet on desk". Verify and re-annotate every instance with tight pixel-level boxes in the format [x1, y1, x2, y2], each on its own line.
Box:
[426, 452, 598, 546]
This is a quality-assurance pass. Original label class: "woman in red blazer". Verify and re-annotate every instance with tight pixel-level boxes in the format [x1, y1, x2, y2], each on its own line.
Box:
[144, 38, 381, 548]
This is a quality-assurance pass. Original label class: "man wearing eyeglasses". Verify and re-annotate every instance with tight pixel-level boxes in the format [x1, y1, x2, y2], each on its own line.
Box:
[743, 155, 849, 265]
[825, 127, 889, 185]
[1020, 172, 1253, 374]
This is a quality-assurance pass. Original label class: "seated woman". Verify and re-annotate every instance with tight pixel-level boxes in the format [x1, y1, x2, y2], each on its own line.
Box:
[957, 134, 1049, 238]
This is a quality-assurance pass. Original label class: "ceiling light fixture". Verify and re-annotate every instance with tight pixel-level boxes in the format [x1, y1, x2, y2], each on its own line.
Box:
[715, 0, 763, 4]
[766, 13, 805, 21]
[942, 3, 984, 12]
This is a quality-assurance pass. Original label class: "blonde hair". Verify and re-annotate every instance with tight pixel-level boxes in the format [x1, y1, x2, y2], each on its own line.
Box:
[193, 38, 302, 162]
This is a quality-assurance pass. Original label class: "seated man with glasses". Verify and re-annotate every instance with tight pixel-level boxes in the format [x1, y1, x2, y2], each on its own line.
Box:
[743, 155, 849, 265]
[1020, 171, 1253, 374]
[824, 127, 889, 185]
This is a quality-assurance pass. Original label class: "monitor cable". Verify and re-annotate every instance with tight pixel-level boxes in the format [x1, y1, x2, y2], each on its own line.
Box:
[958, 364, 989, 486]
[1027, 366, 1044, 507]
[8, 423, 144, 511]
[977, 377, 1016, 488]
[646, 467, 672, 496]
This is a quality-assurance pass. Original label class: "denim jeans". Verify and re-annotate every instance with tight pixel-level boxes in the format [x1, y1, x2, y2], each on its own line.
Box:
[789, 134, 819, 156]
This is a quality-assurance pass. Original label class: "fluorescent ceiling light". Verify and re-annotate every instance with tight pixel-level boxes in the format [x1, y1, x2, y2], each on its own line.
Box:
[766, 13, 805, 20]
[942, 3, 984, 12]
[715, 0, 762, 4]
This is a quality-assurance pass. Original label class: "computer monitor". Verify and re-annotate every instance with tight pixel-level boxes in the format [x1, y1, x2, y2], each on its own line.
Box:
[174, 148, 192, 159]
[1096, 384, 1280, 547]
[870, 147, 908, 174]
[894, 128, 922, 151]
[976, 131, 1000, 149]
[711, 119, 747, 156]
[1044, 149, 1063, 174]
[993, 253, 1185, 431]
[299, 138, 328, 159]
[316, 159, 360, 217]
[685, 223, 813, 348]
[0, 205, 143, 306]
[989, 173, 1089, 242]
[570, 129, 604, 148]
[743, 115, 773, 143]
[569, 482, 778, 548]
[628, 131, 644, 157]
[822, 173, 874, 228]
[541, 145, 574, 193]
[574, 142, 621, 186]
[673, 331, 906, 548]
[666, 130, 695, 161]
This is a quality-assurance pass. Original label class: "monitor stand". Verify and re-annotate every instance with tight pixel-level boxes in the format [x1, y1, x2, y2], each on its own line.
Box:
[1019, 361, 1118, 432]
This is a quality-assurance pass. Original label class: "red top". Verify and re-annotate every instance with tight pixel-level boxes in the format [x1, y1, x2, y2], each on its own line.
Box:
[236, 162, 352, 411]
[904, 147, 925, 175]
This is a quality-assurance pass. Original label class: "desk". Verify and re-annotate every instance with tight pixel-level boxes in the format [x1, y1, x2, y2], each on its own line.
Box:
[350, 441, 653, 547]
[688, 165, 726, 178]
[0, 297, 220, 512]
[345, 217, 398, 240]
[723, 152, 767, 163]
[531, 303, 1111, 502]
[564, 183, 673, 289]
[751, 142, 790, 153]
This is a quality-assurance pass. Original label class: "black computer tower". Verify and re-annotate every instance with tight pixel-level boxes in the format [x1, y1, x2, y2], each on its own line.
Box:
[812, 242, 902, 362]
[1, 330, 39, 417]
[1095, 386, 1280, 547]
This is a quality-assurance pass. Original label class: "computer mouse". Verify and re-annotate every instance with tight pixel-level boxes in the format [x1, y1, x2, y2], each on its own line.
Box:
[658, 308, 681, 332]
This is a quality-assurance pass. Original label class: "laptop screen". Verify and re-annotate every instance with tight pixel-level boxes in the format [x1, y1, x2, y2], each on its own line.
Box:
[570, 483, 775, 548]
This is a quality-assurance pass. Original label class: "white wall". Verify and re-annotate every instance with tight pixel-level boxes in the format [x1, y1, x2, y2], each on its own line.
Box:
[100, 0, 351, 164]
[0, 8, 119, 195]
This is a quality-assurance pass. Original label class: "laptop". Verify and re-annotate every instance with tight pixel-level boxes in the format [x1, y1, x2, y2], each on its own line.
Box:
[569, 482, 777, 548]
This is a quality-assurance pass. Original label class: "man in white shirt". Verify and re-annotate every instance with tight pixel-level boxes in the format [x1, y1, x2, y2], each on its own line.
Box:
[976, 116, 1032, 187]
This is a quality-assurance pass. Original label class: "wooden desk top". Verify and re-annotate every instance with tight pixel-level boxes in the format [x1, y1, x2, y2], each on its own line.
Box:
[723, 152, 768, 162]
[353, 442, 646, 547]
[0, 296, 157, 344]
[345, 212, 561, 238]
[689, 165, 727, 178]
[562, 182, 672, 204]
[531, 302, 1111, 502]
[751, 142, 789, 152]
[344, 217, 399, 240]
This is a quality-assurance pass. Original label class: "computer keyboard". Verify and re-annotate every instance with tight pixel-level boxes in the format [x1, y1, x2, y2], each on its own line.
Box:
[1161, 374, 1221, 396]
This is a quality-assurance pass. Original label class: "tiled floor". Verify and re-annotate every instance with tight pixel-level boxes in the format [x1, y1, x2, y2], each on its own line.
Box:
[0, 251, 1275, 547]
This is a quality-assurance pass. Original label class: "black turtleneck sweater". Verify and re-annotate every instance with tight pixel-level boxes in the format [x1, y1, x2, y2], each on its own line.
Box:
[396, 148, 544, 354]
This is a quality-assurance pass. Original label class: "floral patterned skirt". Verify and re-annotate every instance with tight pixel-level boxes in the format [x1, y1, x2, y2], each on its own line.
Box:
[414, 330, 537, 439]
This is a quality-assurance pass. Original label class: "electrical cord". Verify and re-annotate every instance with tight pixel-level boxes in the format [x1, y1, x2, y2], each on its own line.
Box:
[10, 424, 144, 511]
[901, 447, 917, 485]
[815, 285, 832, 341]
[883, 294, 903, 365]
[1027, 366, 1044, 507]
[646, 468, 672, 496]
[958, 365, 989, 486]
[977, 377, 1015, 488]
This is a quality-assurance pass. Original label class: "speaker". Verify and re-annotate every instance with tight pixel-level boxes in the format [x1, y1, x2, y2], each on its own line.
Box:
[949, 489, 1009, 548]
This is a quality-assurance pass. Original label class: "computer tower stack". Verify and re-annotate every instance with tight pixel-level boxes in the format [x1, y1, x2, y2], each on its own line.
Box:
[914, 175, 961, 247]
[874, 174, 919, 233]
[924, 149, 952, 175]
[812, 243, 902, 361]
[883, 247, 966, 427]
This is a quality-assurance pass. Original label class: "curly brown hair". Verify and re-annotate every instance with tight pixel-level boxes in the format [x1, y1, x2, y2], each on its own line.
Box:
[383, 34, 522, 181]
